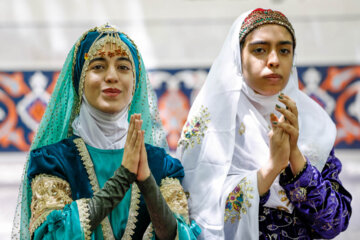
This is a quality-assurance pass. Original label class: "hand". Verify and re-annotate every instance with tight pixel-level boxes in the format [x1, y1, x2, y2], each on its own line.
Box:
[136, 130, 151, 182]
[121, 114, 143, 174]
[268, 112, 290, 172]
[275, 94, 299, 152]
[275, 94, 306, 174]
[257, 113, 290, 195]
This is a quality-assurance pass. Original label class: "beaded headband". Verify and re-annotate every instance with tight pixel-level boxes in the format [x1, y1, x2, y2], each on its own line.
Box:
[239, 8, 296, 47]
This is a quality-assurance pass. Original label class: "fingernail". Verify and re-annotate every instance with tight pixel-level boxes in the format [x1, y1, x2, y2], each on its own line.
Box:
[272, 121, 278, 125]
[276, 104, 281, 109]
[278, 95, 283, 99]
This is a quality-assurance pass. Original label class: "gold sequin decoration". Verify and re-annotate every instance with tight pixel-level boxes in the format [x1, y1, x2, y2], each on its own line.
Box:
[238, 122, 246, 136]
[160, 177, 190, 225]
[29, 174, 73, 236]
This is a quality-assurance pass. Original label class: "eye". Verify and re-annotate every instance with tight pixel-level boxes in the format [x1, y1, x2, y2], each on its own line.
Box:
[89, 62, 105, 71]
[280, 48, 291, 55]
[92, 65, 104, 70]
[117, 61, 132, 71]
[118, 65, 130, 70]
[252, 48, 266, 54]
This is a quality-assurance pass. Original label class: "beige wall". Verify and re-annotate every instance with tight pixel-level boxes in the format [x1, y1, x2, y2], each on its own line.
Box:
[1, 0, 360, 70]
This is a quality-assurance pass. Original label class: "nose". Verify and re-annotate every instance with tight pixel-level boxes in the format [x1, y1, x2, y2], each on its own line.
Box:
[267, 50, 280, 68]
[104, 65, 119, 83]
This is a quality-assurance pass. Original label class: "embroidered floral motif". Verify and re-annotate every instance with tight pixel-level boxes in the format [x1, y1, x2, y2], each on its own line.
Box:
[224, 177, 254, 223]
[178, 105, 210, 149]
[277, 190, 291, 212]
[289, 187, 307, 202]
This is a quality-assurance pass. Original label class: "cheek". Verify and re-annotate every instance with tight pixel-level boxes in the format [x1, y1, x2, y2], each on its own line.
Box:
[126, 76, 135, 94]
[84, 74, 100, 97]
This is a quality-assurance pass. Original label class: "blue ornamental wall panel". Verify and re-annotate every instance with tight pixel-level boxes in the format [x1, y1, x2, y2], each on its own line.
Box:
[0, 66, 359, 152]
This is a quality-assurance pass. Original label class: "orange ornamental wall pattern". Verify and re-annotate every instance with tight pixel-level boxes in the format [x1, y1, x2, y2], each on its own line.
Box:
[0, 66, 359, 152]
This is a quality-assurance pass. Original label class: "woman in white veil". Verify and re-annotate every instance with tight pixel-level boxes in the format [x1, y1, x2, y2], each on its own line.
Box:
[177, 8, 352, 239]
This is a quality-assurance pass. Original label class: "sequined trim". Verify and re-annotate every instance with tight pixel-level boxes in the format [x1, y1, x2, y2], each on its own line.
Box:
[142, 223, 154, 240]
[224, 177, 254, 223]
[74, 138, 115, 240]
[283, 161, 308, 185]
[29, 174, 73, 235]
[77, 198, 91, 240]
[121, 183, 141, 240]
[178, 105, 210, 150]
[160, 177, 190, 224]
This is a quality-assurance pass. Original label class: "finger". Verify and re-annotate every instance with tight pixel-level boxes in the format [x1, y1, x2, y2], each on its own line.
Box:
[129, 119, 140, 147]
[134, 113, 141, 121]
[126, 115, 135, 143]
[134, 130, 142, 152]
[278, 94, 298, 117]
[276, 122, 298, 139]
[270, 113, 283, 128]
[135, 119, 141, 131]
[275, 104, 298, 128]
[128, 120, 140, 147]
[139, 120, 143, 131]
[141, 130, 146, 152]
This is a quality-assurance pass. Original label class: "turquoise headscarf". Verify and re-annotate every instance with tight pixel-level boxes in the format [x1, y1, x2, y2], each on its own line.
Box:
[12, 24, 167, 239]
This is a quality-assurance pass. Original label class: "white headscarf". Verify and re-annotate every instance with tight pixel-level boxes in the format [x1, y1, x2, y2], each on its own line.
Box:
[177, 9, 336, 239]
[72, 96, 129, 150]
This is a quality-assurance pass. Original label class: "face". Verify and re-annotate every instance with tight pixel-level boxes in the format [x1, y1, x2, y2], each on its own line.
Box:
[241, 24, 294, 96]
[84, 43, 135, 114]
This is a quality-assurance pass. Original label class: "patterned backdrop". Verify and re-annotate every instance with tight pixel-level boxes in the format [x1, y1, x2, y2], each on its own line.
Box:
[0, 66, 359, 152]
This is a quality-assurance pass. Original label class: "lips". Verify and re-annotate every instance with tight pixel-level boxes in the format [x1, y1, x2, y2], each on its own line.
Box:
[264, 73, 282, 82]
[102, 88, 121, 97]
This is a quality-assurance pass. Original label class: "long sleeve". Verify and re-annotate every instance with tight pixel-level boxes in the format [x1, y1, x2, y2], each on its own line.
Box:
[87, 165, 136, 231]
[138, 174, 177, 240]
[143, 144, 201, 240]
[279, 149, 352, 238]
[30, 165, 136, 239]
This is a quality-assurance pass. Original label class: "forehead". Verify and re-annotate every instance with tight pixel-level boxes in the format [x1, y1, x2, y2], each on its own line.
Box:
[244, 24, 293, 44]
[94, 42, 132, 59]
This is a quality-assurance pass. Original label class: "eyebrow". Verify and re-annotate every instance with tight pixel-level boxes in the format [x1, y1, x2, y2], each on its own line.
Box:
[249, 40, 293, 46]
[117, 57, 132, 64]
[89, 56, 132, 65]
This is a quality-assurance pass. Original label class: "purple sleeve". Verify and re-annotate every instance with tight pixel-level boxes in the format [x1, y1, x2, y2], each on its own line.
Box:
[279, 149, 352, 239]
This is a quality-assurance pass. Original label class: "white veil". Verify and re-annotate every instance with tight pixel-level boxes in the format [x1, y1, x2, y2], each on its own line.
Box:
[177, 9, 336, 239]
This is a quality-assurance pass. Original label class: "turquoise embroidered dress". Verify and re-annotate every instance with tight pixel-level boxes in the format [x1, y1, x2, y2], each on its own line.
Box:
[13, 24, 200, 240]
[28, 136, 198, 239]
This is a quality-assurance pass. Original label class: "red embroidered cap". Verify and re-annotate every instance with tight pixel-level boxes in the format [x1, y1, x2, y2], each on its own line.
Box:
[239, 8, 296, 47]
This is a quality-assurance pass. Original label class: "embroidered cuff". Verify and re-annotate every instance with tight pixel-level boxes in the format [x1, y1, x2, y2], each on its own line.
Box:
[280, 160, 317, 203]
[259, 190, 270, 205]
[280, 159, 309, 186]
[29, 174, 73, 236]
[159, 177, 189, 224]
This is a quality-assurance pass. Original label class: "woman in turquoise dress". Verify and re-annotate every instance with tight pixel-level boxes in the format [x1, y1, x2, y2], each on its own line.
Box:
[12, 24, 200, 240]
